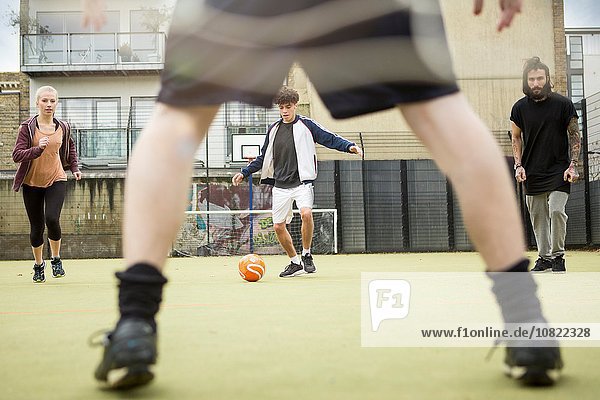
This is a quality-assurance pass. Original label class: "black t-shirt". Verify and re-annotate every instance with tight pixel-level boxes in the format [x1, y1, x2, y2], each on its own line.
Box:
[273, 122, 301, 189]
[510, 93, 577, 195]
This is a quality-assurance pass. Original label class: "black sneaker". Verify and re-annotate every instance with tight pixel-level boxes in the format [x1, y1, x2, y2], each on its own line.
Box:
[552, 256, 566, 274]
[302, 254, 316, 273]
[279, 261, 305, 278]
[33, 261, 45, 283]
[93, 319, 157, 390]
[531, 258, 552, 273]
[504, 346, 563, 386]
[51, 257, 65, 278]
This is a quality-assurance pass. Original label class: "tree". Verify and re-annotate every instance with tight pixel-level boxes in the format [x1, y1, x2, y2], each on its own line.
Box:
[8, 10, 51, 63]
[138, 5, 173, 62]
[139, 5, 174, 33]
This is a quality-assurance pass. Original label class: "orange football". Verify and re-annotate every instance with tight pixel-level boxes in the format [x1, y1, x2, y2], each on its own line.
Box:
[238, 254, 266, 282]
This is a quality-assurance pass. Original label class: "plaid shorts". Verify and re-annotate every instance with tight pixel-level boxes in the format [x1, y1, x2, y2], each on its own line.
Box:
[158, 0, 458, 119]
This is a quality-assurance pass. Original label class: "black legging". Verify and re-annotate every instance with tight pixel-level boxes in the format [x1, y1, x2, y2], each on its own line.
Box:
[22, 181, 67, 248]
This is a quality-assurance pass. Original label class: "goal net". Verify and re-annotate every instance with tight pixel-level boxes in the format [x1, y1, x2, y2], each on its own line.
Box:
[172, 209, 337, 257]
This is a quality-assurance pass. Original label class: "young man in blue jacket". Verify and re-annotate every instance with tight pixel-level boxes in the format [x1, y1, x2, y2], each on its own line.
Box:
[232, 87, 362, 277]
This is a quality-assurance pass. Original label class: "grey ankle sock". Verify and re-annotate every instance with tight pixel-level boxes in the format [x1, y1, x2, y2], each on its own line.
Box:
[488, 259, 557, 347]
[488, 259, 545, 324]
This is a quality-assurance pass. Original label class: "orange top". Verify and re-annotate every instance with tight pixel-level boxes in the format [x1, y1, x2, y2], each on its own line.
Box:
[23, 126, 67, 188]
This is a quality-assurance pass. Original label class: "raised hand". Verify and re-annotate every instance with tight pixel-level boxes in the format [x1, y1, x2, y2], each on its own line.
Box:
[473, 0, 523, 32]
[81, 0, 107, 31]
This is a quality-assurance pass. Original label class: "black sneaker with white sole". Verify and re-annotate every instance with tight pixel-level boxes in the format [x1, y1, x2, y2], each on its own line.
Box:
[51, 257, 65, 278]
[279, 261, 305, 278]
[531, 257, 552, 273]
[552, 256, 566, 274]
[504, 346, 563, 386]
[302, 254, 316, 273]
[33, 261, 45, 283]
[93, 319, 157, 390]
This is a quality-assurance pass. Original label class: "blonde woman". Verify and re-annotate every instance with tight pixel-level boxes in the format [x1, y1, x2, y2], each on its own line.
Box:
[12, 86, 82, 283]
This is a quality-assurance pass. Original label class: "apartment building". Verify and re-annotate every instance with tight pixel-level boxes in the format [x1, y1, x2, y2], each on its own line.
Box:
[565, 27, 600, 181]
[565, 27, 600, 101]
[18, 0, 286, 170]
[15, 0, 567, 167]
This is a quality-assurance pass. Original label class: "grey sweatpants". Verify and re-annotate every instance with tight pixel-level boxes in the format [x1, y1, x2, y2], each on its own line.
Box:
[525, 191, 569, 259]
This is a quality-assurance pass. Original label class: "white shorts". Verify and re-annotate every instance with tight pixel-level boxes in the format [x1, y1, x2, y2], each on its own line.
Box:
[272, 184, 314, 224]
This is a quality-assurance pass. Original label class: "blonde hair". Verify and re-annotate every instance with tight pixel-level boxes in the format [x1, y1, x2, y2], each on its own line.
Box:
[35, 86, 59, 102]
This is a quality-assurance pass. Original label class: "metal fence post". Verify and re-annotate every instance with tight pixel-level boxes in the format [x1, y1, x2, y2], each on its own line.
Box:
[446, 179, 455, 251]
[249, 172, 254, 254]
[400, 160, 410, 250]
[581, 98, 592, 246]
[334, 160, 343, 253]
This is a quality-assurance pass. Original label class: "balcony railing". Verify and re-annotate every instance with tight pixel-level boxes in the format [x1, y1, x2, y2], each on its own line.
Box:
[21, 32, 166, 75]
[72, 127, 205, 169]
[73, 127, 140, 167]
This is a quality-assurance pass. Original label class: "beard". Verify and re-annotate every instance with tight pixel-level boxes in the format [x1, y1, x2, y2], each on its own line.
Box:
[526, 82, 552, 100]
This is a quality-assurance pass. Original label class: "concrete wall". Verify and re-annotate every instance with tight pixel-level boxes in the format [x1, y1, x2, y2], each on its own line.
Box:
[0, 175, 125, 260]
[30, 75, 161, 105]
[584, 55, 600, 96]
[580, 32, 600, 96]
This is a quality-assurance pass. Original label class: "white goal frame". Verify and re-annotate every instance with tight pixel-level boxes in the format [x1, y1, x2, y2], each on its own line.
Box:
[182, 208, 338, 254]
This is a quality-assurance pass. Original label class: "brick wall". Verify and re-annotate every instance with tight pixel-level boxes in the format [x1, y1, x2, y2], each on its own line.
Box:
[0, 72, 31, 171]
[553, 0, 567, 95]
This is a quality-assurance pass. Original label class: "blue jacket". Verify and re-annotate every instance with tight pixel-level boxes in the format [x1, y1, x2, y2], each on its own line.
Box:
[241, 115, 355, 185]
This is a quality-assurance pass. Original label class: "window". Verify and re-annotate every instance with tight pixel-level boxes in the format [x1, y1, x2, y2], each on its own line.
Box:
[224, 102, 279, 161]
[569, 36, 582, 48]
[569, 74, 584, 103]
[570, 60, 583, 69]
[56, 98, 122, 165]
[37, 12, 119, 64]
[32, 13, 65, 63]
[37, 11, 119, 33]
[569, 36, 583, 70]
[130, 97, 156, 152]
[571, 75, 583, 87]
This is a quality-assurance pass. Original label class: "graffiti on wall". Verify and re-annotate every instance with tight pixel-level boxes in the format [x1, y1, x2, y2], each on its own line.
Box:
[173, 181, 283, 256]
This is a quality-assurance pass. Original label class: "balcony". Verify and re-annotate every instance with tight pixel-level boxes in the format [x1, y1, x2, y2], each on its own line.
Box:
[74, 127, 139, 168]
[21, 32, 166, 77]
[72, 127, 203, 170]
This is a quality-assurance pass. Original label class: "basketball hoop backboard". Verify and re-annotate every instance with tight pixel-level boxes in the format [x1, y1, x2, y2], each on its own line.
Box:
[232, 134, 265, 162]
[242, 145, 260, 160]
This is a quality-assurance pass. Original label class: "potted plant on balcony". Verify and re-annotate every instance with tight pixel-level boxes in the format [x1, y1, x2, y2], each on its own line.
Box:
[140, 5, 173, 62]
[119, 43, 133, 62]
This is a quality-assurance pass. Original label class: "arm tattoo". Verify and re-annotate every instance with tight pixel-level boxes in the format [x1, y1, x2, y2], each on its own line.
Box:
[511, 129, 522, 164]
[567, 117, 581, 163]
[511, 139, 521, 164]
